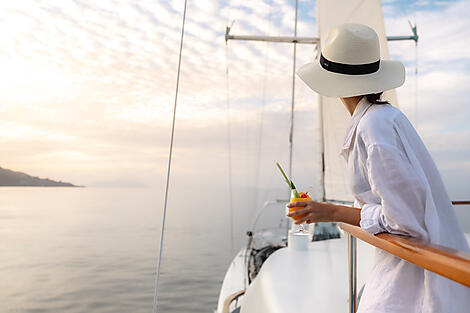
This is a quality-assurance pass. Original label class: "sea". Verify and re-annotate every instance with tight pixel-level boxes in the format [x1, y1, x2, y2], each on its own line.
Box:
[0, 187, 245, 313]
[1, 187, 470, 313]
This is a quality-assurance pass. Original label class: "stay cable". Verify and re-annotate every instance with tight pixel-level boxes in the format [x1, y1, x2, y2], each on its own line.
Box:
[152, 0, 188, 312]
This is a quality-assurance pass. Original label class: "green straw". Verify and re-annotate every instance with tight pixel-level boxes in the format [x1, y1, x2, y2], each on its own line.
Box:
[276, 162, 299, 197]
[290, 180, 297, 190]
[276, 162, 291, 188]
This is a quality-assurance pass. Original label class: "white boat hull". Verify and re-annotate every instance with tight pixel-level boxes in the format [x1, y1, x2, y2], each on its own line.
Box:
[216, 248, 250, 313]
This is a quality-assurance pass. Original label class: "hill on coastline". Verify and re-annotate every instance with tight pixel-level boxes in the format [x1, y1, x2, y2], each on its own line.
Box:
[0, 167, 80, 187]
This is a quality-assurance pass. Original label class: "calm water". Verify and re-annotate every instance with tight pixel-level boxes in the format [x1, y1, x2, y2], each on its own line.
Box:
[0, 187, 237, 313]
[2, 187, 469, 313]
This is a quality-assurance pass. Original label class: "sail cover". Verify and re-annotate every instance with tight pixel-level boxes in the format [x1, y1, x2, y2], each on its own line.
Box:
[317, 0, 398, 202]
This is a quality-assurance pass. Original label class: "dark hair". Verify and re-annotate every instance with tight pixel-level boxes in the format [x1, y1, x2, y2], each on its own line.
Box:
[364, 92, 389, 105]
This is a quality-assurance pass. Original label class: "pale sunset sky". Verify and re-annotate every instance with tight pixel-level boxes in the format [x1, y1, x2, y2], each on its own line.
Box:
[0, 0, 469, 206]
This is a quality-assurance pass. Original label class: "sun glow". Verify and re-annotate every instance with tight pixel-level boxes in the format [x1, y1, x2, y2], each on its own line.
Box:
[0, 58, 79, 105]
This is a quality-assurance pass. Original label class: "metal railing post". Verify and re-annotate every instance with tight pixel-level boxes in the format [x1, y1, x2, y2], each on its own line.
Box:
[348, 233, 357, 313]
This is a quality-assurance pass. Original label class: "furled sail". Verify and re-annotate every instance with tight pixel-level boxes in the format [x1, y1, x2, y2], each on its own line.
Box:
[317, 0, 398, 202]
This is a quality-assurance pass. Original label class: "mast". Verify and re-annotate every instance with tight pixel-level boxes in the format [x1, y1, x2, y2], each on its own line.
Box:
[288, 0, 299, 185]
[286, 0, 299, 238]
[316, 44, 326, 202]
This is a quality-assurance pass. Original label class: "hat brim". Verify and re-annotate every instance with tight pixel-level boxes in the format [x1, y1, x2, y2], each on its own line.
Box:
[297, 59, 405, 97]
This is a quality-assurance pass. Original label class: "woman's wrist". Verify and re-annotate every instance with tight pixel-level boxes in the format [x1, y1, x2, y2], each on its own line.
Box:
[330, 203, 361, 226]
[330, 203, 342, 222]
[317, 201, 341, 222]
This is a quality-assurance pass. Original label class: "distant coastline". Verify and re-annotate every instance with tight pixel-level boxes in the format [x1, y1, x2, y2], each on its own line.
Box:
[0, 166, 82, 187]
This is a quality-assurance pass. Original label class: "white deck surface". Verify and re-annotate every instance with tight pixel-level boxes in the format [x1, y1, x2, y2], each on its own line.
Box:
[239, 236, 375, 313]
[217, 234, 470, 313]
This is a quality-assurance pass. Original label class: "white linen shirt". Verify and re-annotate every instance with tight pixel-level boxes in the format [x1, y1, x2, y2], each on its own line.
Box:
[341, 96, 470, 313]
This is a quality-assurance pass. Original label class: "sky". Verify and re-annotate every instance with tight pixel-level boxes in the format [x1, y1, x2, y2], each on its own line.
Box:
[0, 0, 469, 211]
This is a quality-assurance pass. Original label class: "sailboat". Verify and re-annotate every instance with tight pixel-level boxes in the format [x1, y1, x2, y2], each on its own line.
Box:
[214, 1, 469, 312]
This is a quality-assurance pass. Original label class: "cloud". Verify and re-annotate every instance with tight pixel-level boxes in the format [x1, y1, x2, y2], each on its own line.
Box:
[0, 0, 468, 202]
[382, 0, 470, 198]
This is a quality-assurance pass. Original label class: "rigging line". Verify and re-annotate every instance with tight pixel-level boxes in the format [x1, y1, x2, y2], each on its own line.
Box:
[246, 0, 274, 283]
[152, 0, 188, 312]
[414, 37, 418, 128]
[253, 0, 273, 215]
[397, 0, 410, 19]
[225, 0, 237, 263]
[414, 15, 419, 130]
[231, 0, 246, 20]
[225, 41, 235, 259]
[226, 0, 241, 35]
[288, 0, 299, 184]
[344, 0, 366, 23]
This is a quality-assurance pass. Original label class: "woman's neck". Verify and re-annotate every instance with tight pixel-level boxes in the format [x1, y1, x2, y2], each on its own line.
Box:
[340, 96, 363, 116]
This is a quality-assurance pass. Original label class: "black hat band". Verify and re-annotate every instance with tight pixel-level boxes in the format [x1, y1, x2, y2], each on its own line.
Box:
[320, 54, 380, 75]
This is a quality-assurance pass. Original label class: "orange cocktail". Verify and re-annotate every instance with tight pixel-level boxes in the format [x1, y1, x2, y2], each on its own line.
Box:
[289, 191, 311, 222]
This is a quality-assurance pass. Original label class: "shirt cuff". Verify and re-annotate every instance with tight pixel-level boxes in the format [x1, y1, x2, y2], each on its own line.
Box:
[359, 202, 386, 235]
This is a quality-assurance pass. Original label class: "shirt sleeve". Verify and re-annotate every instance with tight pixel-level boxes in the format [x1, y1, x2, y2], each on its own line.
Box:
[359, 142, 429, 240]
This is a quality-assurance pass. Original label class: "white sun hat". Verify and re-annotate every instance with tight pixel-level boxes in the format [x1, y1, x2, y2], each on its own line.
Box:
[297, 23, 405, 98]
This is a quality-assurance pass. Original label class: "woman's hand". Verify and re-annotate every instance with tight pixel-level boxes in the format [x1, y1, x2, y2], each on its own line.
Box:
[286, 201, 335, 224]
[287, 201, 362, 226]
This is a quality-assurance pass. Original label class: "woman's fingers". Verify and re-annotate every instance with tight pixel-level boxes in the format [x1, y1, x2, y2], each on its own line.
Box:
[286, 201, 332, 224]
[294, 213, 313, 224]
[286, 207, 310, 217]
[286, 201, 310, 208]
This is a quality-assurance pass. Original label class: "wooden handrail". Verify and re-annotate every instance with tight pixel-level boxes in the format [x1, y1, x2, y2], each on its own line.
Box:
[340, 223, 470, 287]
[453, 201, 470, 205]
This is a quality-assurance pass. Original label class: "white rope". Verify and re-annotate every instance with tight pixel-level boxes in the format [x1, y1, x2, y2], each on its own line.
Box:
[253, 0, 273, 217]
[225, 42, 235, 259]
[152, 0, 188, 312]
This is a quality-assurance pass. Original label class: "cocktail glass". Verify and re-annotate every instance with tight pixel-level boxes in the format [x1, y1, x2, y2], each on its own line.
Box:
[289, 190, 312, 233]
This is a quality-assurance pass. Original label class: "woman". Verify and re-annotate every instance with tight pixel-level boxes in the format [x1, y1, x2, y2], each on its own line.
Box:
[288, 23, 470, 313]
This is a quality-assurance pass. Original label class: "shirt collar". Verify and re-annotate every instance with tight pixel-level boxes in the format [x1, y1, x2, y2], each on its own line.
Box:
[340, 96, 372, 160]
